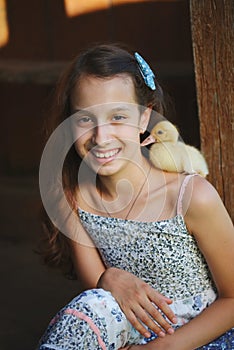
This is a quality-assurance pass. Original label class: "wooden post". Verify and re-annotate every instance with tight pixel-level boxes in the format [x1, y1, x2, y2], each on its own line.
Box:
[190, 0, 234, 221]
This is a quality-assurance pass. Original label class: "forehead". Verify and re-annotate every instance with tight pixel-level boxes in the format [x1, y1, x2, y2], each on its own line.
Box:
[71, 74, 137, 110]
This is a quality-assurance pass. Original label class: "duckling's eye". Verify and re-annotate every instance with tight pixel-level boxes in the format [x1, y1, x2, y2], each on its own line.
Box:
[157, 130, 164, 135]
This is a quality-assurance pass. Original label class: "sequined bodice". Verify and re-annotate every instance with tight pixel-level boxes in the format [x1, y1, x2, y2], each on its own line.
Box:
[79, 209, 217, 301]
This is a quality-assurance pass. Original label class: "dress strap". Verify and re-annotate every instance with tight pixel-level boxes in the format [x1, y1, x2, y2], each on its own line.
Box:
[176, 174, 198, 216]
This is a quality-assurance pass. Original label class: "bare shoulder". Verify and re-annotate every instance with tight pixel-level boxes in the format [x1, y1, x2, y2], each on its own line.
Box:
[188, 175, 222, 210]
[184, 175, 233, 235]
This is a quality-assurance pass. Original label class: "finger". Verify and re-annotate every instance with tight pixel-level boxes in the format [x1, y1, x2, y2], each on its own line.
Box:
[127, 304, 170, 339]
[142, 302, 175, 335]
[153, 299, 177, 325]
[148, 290, 177, 324]
[161, 295, 173, 305]
[148, 287, 173, 305]
[120, 287, 176, 335]
[126, 309, 153, 338]
[133, 305, 169, 338]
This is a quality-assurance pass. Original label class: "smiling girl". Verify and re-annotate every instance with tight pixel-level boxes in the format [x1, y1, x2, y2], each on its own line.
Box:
[38, 43, 234, 349]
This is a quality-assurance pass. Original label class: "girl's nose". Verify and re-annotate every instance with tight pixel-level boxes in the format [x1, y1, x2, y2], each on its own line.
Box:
[92, 123, 111, 145]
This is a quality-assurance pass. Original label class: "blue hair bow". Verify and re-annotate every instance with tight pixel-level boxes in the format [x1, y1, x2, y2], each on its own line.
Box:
[134, 52, 156, 91]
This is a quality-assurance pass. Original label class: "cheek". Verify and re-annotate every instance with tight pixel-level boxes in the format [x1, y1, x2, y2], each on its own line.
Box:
[120, 127, 141, 152]
[72, 124, 91, 140]
[72, 127, 93, 152]
[118, 124, 140, 138]
[73, 136, 90, 158]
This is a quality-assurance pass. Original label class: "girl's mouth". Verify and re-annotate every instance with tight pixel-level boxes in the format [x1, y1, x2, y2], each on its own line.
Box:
[91, 148, 120, 162]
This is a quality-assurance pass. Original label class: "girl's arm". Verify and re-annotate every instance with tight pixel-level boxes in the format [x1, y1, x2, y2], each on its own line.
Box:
[69, 237, 106, 289]
[131, 176, 234, 350]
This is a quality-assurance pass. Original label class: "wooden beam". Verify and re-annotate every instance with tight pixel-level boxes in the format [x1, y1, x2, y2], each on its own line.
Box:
[190, 0, 234, 220]
[0, 60, 67, 85]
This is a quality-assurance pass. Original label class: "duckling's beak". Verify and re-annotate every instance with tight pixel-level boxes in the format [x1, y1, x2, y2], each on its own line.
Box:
[141, 134, 156, 146]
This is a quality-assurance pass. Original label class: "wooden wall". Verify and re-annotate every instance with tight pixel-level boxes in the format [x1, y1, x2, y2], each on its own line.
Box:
[190, 0, 234, 220]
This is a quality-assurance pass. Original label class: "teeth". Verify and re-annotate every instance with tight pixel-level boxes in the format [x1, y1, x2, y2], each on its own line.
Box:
[94, 149, 119, 159]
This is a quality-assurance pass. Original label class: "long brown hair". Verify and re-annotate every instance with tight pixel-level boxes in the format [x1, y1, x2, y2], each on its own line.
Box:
[39, 42, 166, 276]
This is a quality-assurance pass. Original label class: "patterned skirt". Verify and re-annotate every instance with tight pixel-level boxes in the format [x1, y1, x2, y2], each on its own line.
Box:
[37, 288, 234, 350]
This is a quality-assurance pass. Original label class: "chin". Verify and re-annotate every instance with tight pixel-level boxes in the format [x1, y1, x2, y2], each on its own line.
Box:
[96, 166, 119, 177]
[96, 162, 125, 177]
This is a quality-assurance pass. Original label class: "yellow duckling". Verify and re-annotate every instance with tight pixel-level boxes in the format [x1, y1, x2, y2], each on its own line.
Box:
[141, 120, 209, 177]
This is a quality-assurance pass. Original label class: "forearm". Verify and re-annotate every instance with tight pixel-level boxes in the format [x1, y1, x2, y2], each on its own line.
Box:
[145, 297, 234, 350]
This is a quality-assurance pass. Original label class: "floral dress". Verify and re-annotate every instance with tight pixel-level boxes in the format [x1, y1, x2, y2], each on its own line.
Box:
[38, 175, 234, 349]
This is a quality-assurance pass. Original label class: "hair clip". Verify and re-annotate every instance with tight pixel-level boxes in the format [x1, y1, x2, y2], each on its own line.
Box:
[134, 52, 156, 90]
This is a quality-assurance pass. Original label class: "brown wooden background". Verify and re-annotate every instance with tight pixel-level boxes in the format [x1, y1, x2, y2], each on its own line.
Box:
[190, 0, 234, 221]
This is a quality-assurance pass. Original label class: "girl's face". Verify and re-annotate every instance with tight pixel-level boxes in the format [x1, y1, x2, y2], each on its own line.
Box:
[70, 74, 150, 177]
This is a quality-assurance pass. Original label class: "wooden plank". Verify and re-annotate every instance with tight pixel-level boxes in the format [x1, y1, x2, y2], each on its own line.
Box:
[190, 0, 234, 220]
[0, 60, 67, 84]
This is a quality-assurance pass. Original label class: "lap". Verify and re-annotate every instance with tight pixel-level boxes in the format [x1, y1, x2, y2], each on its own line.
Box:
[37, 288, 149, 350]
[38, 289, 234, 349]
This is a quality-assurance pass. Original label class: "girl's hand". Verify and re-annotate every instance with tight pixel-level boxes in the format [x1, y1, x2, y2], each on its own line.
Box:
[97, 267, 177, 339]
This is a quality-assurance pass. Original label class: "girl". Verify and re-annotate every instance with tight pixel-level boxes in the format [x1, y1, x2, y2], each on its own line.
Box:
[38, 43, 234, 349]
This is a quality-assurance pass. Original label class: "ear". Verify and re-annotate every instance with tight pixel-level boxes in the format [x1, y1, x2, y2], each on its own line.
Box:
[139, 106, 152, 133]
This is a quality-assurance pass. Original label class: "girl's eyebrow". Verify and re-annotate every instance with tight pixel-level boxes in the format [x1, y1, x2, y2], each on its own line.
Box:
[72, 105, 134, 116]
[71, 109, 95, 117]
[110, 106, 133, 113]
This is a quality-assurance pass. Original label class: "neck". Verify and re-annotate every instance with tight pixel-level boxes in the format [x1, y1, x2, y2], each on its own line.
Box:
[98, 159, 152, 220]
[98, 158, 151, 201]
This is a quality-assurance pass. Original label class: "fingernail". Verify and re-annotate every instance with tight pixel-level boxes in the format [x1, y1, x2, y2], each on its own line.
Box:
[144, 332, 151, 338]
[167, 327, 174, 335]
[159, 331, 165, 338]
[172, 317, 178, 324]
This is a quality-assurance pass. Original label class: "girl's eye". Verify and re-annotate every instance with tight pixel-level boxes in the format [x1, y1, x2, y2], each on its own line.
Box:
[76, 116, 95, 126]
[112, 115, 126, 122]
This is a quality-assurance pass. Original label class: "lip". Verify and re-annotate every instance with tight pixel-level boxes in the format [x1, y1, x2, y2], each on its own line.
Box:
[91, 148, 121, 164]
